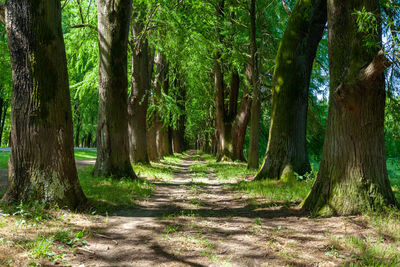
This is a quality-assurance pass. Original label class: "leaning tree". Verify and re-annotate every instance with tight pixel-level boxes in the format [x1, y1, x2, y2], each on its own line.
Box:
[301, 0, 397, 215]
[255, 0, 327, 180]
[2, 0, 86, 208]
[94, 0, 136, 178]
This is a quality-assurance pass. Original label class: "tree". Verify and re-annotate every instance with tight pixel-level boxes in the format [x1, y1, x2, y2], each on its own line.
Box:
[301, 0, 397, 215]
[247, 0, 261, 169]
[94, 0, 136, 178]
[214, 1, 252, 162]
[255, 0, 327, 180]
[3, 0, 86, 208]
[128, 6, 151, 164]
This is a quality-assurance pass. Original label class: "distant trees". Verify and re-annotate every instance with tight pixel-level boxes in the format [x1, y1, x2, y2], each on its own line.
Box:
[94, 0, 136, 178]
[301, 0, 397, 214]
[3, 0, 86, 208]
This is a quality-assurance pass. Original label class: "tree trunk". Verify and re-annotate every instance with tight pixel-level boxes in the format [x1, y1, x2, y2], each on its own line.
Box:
[94, 0, 135, 179]
[214, 54, 231, 161]
[147, 114, 159, 162]
[0, 101, 6, 145]
[74, 105, 81, 148]
[0, 97, 4, 144]
[255, 0, 326, 178]
[247, 0, 261, 169]
[232, 86, 252, 161]
[301, 0, 397, 215]
[3, 0, 86, 208]
[172, 73, 187, 154]
[128, 19, 150, 164]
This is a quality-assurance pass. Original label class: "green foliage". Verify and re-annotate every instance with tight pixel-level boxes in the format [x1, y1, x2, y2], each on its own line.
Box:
[62, 1, 99, 147]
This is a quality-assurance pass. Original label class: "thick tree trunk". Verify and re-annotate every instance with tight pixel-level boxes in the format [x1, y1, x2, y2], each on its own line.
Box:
[255, 0, 326, 179]
[214, 54, 231, 161]
[172, 73, 187, 154]
[94, 0, 135, 178]
[156, 119, 170, 157]
[232, 87, 252, 161]
[173, 122, 186, 153]
[247, 0, 261, 169]
[3, 0, 86, 208]
[301, 0, 397, 215]
[146, 115, 159, 162]
[128, 19, 150, 164]
[74, 105, 81, 147]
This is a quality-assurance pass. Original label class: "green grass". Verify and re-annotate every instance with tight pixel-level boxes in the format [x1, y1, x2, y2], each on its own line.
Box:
[78, 166, 154, 214]
[0, 150, 98, 169]
[232, 178, 314, 205]
[73, 149, 97, 160]
[0, 152, 9, 169]
[189, 152, 256, 180]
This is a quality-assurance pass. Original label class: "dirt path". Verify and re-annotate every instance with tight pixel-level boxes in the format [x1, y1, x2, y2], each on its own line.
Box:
[68, 154, 375, 267]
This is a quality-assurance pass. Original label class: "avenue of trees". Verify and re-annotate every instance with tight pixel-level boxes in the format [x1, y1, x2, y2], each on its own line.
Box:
[0, 0, 399, 215]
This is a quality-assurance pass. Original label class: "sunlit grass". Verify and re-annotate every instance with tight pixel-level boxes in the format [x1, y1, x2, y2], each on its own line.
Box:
[78, 166, 154, 214]
[0, 152, 8, 169]
[232, 179, 314, 205]
[73, 149, 97, 160]
[0, 149, 98, 169]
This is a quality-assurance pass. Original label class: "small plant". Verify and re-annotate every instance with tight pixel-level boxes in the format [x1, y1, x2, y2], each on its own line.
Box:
[164, 224, 181, 234]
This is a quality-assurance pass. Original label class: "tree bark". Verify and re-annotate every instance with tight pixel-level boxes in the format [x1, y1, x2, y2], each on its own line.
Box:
[3, 0, 86, 208]
[146, 114, 159, 162]
[0, 100, 6, 144]
[0, 3, 4, 25]
[301, 0, 397, 215]
[94, 0, 135, 178]
[232, 84, 252, 161]
[247, 0, 261, 169]
[255, 0, 326, 179]
[128, 18, 150, 164]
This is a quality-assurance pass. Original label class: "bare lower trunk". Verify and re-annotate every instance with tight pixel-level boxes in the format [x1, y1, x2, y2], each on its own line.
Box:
[232, 91, 252, 161]
[147, 115, 159, 162]
[247, 0, 261, 169]
[255, 0, 326, 179]
[3, 0, 86, 208]
[301, 0, 397, 215]
[128, 19, 150, 164]
[94, 0, 135, 178]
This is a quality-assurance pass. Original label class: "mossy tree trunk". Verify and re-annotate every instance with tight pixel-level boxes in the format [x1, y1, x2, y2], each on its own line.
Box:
[3, 0, 86, 208]
[255, 0, 326, 180]
[94, 0, 136, 179]
[247, 0, 261, 169]
[128, 16, 150, 164]
[301, 0, 397, 215]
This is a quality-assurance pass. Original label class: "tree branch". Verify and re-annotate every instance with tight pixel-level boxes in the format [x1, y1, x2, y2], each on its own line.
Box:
[359, 50, 392, 83]
[282, 0, 291, 16]
[71, 24, 97, 31]
[0, 2, 5, 25]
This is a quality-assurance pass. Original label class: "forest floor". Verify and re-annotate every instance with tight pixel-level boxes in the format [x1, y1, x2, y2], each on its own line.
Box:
[0, 151, 399, 266]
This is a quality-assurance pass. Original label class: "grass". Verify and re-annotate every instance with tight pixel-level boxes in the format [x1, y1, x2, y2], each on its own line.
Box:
[0, 149, 98, 169]
[189, 151, 256, 181]
[79, 166, 154, 214]
[73, 149, 97, 160]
